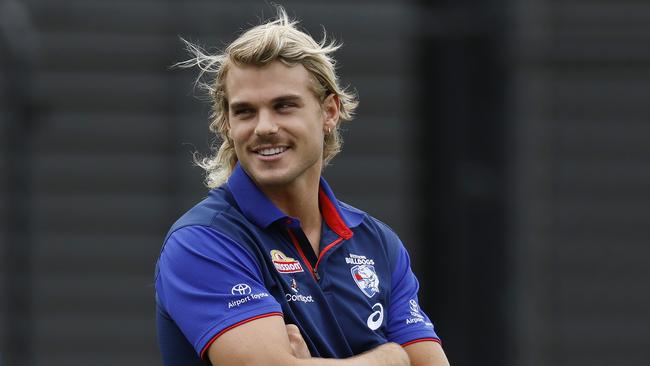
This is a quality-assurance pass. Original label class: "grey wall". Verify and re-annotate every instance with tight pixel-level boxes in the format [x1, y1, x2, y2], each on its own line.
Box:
[512, 0, 650, 365]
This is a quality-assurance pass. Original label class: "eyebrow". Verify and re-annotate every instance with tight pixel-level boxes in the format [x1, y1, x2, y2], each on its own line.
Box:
[272, 94, 302, 104]
[229, 94, 303, 110]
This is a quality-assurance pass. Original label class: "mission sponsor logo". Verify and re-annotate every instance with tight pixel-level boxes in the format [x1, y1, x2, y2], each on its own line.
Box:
[270, 249, 304, 273]
[345, 253, 375, 266]
[228, 283, 270, 309]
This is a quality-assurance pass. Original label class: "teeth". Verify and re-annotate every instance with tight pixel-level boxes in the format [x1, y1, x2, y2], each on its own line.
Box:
[258, 147, 287, 156]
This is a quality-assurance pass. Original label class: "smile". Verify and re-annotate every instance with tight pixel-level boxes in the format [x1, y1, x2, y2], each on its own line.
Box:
[255, 146, 288, 156]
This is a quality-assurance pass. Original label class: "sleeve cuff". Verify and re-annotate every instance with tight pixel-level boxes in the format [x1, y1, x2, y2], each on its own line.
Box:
[199, 311, 284, 359]
[401, 337, 442, 347]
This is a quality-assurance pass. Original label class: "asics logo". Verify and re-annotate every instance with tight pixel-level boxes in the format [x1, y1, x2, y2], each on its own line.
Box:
[366, 303, 384, 331]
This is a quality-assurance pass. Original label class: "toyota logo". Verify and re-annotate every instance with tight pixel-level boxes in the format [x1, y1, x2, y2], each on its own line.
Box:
[231, 283, 252, 295]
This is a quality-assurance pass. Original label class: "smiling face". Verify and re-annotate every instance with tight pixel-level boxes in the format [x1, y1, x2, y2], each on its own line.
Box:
[225, 60, 339, 192]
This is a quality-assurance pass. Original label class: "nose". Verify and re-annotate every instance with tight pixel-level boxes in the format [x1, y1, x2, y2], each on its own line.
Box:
[254, 109, 279, 136]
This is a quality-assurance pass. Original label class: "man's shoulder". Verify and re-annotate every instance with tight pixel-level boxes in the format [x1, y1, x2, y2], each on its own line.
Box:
[338, 200, 401, 244]
[170, 188, 231, 229]
[338, 200, 406, 277]
[338, 200, 367, 219]
[339, 200, 393, 230]
[164, 186, 250, 243]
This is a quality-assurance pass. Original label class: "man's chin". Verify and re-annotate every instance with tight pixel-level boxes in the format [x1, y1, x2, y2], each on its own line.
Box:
[248, 169, 294, 188]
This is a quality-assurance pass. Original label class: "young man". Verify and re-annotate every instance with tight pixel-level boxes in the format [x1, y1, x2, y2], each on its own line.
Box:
[155, 7, 450, 366]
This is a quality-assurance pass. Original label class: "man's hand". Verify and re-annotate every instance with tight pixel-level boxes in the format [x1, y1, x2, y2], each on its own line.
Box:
[284, 324, 409, 365]
[208, 315, 411, 365]
[357, 342, 410, 366]
[286, 323, 311, 359]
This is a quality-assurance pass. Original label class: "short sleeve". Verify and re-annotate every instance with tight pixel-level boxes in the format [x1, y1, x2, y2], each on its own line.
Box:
[385, 237, 440, 345]
[155, 225, 282, 358]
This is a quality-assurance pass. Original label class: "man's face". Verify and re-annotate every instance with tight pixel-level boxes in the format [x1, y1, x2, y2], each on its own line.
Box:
[225, 60, 338, 191]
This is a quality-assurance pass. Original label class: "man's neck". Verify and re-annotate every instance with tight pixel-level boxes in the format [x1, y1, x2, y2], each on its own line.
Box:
[260, 174, 323, 254]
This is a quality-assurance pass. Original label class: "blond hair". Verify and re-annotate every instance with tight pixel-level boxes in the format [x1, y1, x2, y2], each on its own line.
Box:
[176, 6, 358, 188]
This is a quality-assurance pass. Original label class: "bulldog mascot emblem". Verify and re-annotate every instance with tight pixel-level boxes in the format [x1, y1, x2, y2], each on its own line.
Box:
[351, 264, 380, 298]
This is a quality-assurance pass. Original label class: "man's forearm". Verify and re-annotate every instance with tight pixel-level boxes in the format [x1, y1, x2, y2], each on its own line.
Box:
[209, 317, 410, 366]
[292, 342, 409, 366]
[348, 343, 409, 366]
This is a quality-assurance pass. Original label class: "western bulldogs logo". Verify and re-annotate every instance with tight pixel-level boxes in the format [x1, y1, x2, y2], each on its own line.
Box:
[351, 264, 380, 298]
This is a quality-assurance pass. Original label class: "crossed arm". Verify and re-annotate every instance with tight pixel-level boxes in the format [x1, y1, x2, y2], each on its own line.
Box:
[207, 314, 450, 366]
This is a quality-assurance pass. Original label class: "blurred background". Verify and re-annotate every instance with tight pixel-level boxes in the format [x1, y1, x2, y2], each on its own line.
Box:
[1, 0, 649, 365]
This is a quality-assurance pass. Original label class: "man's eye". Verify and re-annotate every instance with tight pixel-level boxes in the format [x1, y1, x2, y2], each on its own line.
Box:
[234, 109, 253, 116]
[277, 103, 296, 110]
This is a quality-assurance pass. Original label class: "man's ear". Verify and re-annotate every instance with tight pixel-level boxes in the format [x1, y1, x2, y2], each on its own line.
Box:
[322, 93, 340, 132]
[225, 118, 233, 140]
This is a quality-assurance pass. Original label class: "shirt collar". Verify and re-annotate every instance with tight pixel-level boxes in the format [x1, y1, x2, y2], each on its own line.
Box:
[225, 163, 364, 235]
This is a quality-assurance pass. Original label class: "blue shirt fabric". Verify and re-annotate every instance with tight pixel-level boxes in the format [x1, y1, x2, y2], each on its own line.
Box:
[155, 164, 440, 364]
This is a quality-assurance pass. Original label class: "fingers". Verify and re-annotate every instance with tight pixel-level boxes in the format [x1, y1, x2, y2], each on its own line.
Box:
[286, 324, 311, 359]
[286, 323, 300, 336]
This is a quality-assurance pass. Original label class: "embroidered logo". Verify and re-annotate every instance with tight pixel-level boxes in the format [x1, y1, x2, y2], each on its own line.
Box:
[409, 299, 424, 319]
[227, 283, 270, 309]
[366, 303, 384, 330]
[405, 298, 432, 327]
[231, 283, 252, 295]
[345, 253, 375, 266]
[285, 277, 314, 304]
[290, 278, 299, 293]
[270, 249, 304, 273]
[351, 264, 380, 298]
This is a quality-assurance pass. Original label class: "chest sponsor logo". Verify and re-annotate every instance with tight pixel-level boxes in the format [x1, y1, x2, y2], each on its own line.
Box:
[290, 278, 299, 293]
[351, 264, 380, 298]
[270, 249, 304, 273]
[366, 303, 384, 331]
[285, 293, 314, 304]
[345, 253, 375, 266]
[228, 283, 270, 309]
[285, 278, 314, 304]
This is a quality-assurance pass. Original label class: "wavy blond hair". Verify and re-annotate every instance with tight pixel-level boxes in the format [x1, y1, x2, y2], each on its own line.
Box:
[176, 6, 358, 188]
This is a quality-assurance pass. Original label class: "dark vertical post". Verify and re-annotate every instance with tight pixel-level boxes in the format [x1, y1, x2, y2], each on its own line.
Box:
[413, 2, 512, 365]
[0, 1, 37, 364]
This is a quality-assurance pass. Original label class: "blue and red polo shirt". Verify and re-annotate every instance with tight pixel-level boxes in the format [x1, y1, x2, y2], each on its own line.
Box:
[155, 163, 440, 364]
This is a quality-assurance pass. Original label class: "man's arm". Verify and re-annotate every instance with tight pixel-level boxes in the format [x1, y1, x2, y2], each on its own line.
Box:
[207, 315, 409, 366]
[285, 320, 450, 366]
[403, 341, 450, 366]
